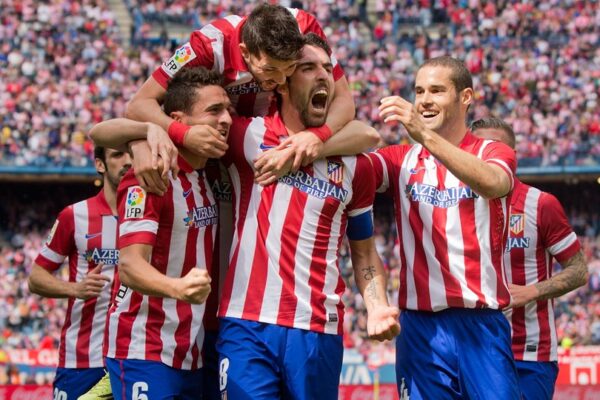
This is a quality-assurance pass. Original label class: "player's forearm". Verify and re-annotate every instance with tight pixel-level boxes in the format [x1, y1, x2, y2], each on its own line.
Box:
[320, 121, 380, 157]
[126, 97, 174, 131]
[350, 239, 390, 312]
[421, 131, 511, 199]
[119, 251, 179, 299]
[28, 265, 76, 298]
[90, 119, 151, 150]
[534, 250, 588, 301]
[325, 78, 355, 134]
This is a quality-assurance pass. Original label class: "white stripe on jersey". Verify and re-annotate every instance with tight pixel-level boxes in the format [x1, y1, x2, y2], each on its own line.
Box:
[372, 152, 389, 193]
[39, 246, 65, 264]
[201, 24, 226, 73]
[548, 232, 577, 256]
[120, 220, 159, 237]
[400, 147, 420, 310]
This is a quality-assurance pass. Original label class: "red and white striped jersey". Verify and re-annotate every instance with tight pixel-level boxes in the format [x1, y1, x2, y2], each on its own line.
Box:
[34, 191, 117, 369]
[504, 179, 580, 362]
[219, 114, 375, 334]
[152, 8, 344, 117]
[105, 157, 217, 370]
[203, 160, 234, 332]
[370, 133, 517, 312]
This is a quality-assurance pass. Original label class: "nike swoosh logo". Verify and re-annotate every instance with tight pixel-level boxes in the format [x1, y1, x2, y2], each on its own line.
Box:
[85, 233, 102, 239]
[259, 143, 274, 151]
[409, 167, 426, 174]
[183, 188, 193, 198]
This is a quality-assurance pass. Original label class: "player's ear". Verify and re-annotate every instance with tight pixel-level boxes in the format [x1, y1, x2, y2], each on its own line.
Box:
[94, 157, 106, 175]
[461, 87, 474, 107]
[239, 43, 250, 62]
[170, 111, 185, 123]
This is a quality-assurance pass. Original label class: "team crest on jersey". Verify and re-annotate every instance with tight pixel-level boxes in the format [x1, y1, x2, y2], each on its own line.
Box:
[162, 42, 197, 77]
[46, 220, 59, 244]
[125, 186, 146, 219]
[327, 161, 344, 184]
[510, 214, 525, 235]
[84, 248, 120, 265]
[183, 204, 219, 228]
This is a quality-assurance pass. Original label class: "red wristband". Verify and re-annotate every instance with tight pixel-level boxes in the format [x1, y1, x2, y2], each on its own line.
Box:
[307, 124, 333, 142]
[167, 120, 190, 147]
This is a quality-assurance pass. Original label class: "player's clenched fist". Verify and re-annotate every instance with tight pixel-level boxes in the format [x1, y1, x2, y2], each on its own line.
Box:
[367, 305, 401, 341]
[176, 268, 212, 304]
[378, 96, 427, 144]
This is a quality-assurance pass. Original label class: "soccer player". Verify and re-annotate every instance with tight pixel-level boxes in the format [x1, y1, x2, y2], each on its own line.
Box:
[126, 3, 354, 172]
[370, 56, 521, 399]
[92, 68, 231, 399]
[28, 147, 131, 399]
[215, 33, 399, 400]
[472, 117, 588, 400]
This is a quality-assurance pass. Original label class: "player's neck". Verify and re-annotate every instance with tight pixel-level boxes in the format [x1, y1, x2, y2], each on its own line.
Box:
[102, 183, 118, 215]
[179, 148, 207, 170]
[279, 103, 306, 135]
[437, 122, 468, 147]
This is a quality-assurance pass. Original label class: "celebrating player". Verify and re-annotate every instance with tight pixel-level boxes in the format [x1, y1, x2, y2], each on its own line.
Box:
[214, 33, 399, 400]
[91, 67, 231, 399]
[472, 117, 588, 400]
[370, 56, 521, 398]
[28, 147, 131, 399]
[126, 3, 354, 169]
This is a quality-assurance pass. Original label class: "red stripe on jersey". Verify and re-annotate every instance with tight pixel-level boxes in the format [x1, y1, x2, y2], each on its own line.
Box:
[114, 290, 142, 359]
[276, 186, 309, 327]
[458, 190, 484, 307]
[74, 211, 102, 368]
[241, 185, 275, 319]
[407, 162, 432, 311]
[308, 196, 345, 332]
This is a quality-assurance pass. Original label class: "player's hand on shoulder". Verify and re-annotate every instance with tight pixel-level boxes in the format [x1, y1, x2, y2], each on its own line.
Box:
[130, 139, 170, 196]
[74, 263, 111, 300]
[184, 124, 228, 159]
[367, 305, 401, 342]
[279, 131, 324, 172]
[176, 268, 212, 304]
[253, 146, 295, 186]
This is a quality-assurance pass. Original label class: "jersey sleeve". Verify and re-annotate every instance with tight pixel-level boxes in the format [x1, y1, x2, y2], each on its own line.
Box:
[151, 30, 217, 88]
[538, 192, 581, 262]
[481, 140, 517, 192]
[346, 155, 375, 240]
[294, 9, 344, 81]
[117, 173, 164, 248]
[34, 206, 75, 272]
[367, 145, 409, 194]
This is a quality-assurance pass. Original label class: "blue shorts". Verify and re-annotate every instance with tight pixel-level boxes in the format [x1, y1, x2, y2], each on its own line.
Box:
[515, 360, 558, 400]
[217, 317, 343, 400]
[53, 367, 105, 399]
[396, 308, 520, 400]
[105, 357, 202, 400]
[202, 330, 220, 400]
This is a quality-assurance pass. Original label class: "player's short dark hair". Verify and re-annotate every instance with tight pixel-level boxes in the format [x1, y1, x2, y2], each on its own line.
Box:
[94, 146, 106, 163]
[418, 56, 473, 93]
[164, 67, 223, 115]
[242, 3, 304, 61]
[471, 117, 516, 149]
[303, 32, 331, 56]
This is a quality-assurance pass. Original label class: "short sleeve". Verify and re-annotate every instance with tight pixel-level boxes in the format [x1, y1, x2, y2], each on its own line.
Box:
[538, 192, 581, 262]
[117, 172, 164, 248]
[34, 207, 75, 271]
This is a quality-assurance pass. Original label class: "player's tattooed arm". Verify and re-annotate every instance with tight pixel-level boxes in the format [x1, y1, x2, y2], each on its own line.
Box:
[534, 250, 588, 301]
[509, 250, 588, 308]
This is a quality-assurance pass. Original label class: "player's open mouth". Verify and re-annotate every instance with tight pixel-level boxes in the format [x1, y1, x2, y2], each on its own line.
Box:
[310, 89, 329, 111]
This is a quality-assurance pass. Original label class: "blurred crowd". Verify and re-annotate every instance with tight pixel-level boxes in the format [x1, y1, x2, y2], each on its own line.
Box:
[1, 0, 599, 169]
